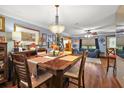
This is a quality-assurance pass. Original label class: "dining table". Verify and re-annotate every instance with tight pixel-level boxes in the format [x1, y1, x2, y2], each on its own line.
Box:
[27, 53, 82, 88]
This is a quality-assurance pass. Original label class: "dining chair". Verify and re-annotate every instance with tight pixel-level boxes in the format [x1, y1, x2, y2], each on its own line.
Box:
[9, 52, 16, 86]
[106, 48, 116, 76]
[12, 53, 53, 88]
[64, 51, 87, 88]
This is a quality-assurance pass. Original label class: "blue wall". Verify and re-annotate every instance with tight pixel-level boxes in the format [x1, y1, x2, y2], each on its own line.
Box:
[0, 14, 53, 52]
[71, 37, 80, 50]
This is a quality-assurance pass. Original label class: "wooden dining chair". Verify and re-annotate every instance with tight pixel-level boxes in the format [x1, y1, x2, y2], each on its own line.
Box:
[64, 51, 87, 88]
[12, 53, 53, 88]
[106, 48, 117, 76]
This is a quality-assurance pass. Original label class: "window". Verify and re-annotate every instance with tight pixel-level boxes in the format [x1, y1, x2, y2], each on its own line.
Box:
[82, 38, 96, 49]
[107, 36, 116, 48]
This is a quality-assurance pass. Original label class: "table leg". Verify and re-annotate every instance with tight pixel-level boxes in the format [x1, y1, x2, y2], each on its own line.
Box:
[52, 70, 64, 88]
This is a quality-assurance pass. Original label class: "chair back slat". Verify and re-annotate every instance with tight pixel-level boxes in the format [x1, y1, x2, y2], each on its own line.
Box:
[0, 52, 4, 60]
[18, 71, 27, 76]
[107, 48, 116, 55]
[17, 68, 27, 73]
[14, 60, 25, 65]
[12, 54, 32, 88]
[19, 75, 27, 80]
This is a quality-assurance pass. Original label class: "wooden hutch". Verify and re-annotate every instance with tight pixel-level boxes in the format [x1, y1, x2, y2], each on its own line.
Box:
[0, 42, 8, 84]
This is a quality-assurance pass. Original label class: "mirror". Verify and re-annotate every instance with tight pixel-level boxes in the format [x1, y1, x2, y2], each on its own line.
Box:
[14, 24, 40, 46]
[13, 24, 40, 51]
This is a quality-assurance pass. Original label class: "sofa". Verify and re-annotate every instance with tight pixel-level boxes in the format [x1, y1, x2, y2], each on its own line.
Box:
[72, 48, 100, 58]
[116, 49, 124, 58]
[87, 49, 100, 58]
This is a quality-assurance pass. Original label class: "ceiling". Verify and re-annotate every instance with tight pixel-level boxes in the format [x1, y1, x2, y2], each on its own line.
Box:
[0, 5, 119, 36]
[117, 6, 124, 27]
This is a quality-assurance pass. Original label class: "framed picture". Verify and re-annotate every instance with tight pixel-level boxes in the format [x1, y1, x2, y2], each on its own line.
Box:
[42, 33, 47, 45]
[0, 16, 5, 32]
[48, 35, 52, 42]
[21, 32, 35, 41]
[52, 35, 56, 42]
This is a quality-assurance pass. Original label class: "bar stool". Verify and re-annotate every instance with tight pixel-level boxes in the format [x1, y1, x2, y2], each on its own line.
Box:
[106, 48, 117, 76]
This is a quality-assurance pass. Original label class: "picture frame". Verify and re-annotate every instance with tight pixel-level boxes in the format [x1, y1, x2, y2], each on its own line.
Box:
[42, 33, 47, 45]
[52, 35, 56, 42]
[0, 16, 5, 32]
[21, 32, 35, 41]
[48, 35, 52, 42]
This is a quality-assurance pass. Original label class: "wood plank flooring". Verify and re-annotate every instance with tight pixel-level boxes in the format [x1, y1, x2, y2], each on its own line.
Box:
[68, 58, 120, 88]
[0, 58, 121, 88]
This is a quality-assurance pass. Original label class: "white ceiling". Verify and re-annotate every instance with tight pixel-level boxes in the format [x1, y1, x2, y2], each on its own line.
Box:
[0, 5, 119, 36]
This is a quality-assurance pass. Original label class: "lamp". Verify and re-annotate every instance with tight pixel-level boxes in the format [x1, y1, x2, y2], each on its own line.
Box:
[49, 5, 65, 34]
[12, 32, 21, 48]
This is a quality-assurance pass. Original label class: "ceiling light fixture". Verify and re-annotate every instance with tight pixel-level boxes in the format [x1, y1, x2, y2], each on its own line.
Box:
[49, 5, 65, 34]
[84, 34, 92, 38]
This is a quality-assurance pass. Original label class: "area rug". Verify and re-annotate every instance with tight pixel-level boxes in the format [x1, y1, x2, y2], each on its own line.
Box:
[86, 57, 101, 64]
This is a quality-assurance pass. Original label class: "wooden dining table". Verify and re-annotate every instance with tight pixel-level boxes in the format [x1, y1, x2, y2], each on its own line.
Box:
[28, 54, 82, 88]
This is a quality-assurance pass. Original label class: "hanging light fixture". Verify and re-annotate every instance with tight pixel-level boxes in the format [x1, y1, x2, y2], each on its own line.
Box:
[49, 5, 65, 34]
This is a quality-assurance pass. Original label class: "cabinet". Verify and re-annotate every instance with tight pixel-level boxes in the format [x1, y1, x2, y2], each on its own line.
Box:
[0, 43, 7, 84]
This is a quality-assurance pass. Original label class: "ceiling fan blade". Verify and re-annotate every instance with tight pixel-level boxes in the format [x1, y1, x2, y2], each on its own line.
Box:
[117, 24, 124, 27]
[116, 29, 124, 33]
[73, 24, 114, 34]
[91, 32, 97, 35]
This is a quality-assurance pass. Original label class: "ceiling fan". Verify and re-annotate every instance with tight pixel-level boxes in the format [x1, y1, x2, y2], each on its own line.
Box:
[83, 29, 97, 35]
[73, 24, 114, 36]
[116, 24, 124, 33]
[83, 29, 97, 38]
[117, 24, 124, 27]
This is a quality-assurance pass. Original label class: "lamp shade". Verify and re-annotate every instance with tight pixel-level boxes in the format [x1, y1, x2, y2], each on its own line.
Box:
[12, 32, 21, 41]
[49, 24, 65, 34]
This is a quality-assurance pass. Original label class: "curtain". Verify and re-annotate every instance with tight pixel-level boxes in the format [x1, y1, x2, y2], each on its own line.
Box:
[95, 38, 99, 49]
[79, 39, 82, 51]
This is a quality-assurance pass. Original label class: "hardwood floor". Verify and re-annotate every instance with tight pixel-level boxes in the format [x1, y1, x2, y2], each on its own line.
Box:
[68, 58, 120, 88]
[0, 58, 121, 88]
